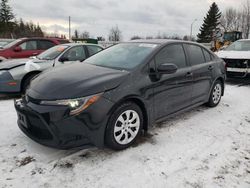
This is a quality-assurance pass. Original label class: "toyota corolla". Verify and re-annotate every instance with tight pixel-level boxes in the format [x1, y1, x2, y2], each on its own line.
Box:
[15, 40, 226, 150]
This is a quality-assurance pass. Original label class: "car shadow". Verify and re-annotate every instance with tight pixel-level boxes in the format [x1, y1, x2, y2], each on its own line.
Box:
[0, 94, 21, 101]
[226, 77, 250, 87]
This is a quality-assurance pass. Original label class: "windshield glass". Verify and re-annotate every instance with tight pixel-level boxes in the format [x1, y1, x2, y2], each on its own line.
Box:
[85, 43, 158, 70]
[37, 45, 69, 60]
[2, 39, 22, 49]
[225, 40, 250, 51]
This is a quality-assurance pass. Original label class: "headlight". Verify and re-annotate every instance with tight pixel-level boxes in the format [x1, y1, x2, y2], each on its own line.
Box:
[40, 93, 103, 116]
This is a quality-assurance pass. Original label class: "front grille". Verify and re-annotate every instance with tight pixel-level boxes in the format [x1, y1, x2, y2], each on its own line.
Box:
[223, 59, 249, 68]
[26, 114, 53, 140]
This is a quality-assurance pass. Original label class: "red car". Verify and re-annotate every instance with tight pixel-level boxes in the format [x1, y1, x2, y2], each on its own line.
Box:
[0, 38, 69, 62]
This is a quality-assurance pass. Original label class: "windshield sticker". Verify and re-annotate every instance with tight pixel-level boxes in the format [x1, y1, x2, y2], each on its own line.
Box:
[57, 46, 67, 52]
[139, 44, 157, 48]
[24, 60, 41, 72]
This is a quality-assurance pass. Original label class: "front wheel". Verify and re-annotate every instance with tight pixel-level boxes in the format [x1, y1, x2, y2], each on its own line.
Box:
[105, 102, 143, 150]
[206, 80, 223, 107]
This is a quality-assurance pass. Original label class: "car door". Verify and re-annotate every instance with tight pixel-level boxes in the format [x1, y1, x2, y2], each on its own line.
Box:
[57, 45, 87, 65]
[152, 43, 193, 120]
[12, 39, 39, 58]
[185, 44, 214, 104]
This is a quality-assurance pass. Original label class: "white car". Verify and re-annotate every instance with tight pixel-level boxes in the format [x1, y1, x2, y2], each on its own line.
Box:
[216, 39, 250, 78]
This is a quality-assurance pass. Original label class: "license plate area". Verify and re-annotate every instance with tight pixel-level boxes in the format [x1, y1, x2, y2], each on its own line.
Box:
[18, 112, 28, 128]
[227, 67, 248, 73]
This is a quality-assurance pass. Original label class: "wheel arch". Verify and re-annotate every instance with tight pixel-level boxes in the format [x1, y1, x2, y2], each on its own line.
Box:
[215, 76, 225, 96]
[21, 71, 41, 92]
[108, 96, 149, 132]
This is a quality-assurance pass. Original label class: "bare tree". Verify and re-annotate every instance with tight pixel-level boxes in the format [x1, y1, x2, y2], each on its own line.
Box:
[146, 36, 153, 39]
[219, 0, 250, 39]
[74, 29, 79, 39]
[220, 8, 240, 32]
[242, 0, 250, 38]
[108, 25, 122, 41]
[81, 31, 89, 38]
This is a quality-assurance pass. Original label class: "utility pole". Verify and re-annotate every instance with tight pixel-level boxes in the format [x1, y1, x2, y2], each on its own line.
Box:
[190, 19, 197, 41]
[69, 16, 71, 40]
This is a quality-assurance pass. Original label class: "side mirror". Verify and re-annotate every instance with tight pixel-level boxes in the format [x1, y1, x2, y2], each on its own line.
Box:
[157, 63, 178, 74]
[59, 57, 69, 62]
[14, 46, 22, 52]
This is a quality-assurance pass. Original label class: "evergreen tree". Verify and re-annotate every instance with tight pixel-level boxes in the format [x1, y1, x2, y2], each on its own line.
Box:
[0, 0, 15, 37]
[74, 29, 79, 39]
[197, 2, 221, 43]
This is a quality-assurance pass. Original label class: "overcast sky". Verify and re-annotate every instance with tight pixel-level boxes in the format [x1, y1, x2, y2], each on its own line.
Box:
[9, 0, 244, 40]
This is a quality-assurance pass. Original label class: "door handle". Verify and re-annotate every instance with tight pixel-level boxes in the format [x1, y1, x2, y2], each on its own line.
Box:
[208, 65, 214, 70]
[186, 72, 193, 77]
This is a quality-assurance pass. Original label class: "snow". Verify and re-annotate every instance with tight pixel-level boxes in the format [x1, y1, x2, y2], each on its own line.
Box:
[216, 50, 250, 59]
[0, 84, 250, 188]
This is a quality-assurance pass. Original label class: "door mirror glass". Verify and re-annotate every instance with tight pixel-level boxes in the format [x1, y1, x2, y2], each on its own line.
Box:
[157, 63, 178, 74]
[14, 46, 22, 52]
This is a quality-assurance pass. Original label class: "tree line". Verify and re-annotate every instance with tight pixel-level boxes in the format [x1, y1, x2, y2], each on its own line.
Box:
[0, 0, 44, 38]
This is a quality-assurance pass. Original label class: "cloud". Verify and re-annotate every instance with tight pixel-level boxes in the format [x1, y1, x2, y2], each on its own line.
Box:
[9, 0, 245, 40]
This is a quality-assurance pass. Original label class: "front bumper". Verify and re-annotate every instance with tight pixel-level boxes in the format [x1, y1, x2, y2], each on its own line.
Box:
[14, 96, 114, 149]
[226, 67, 250, 78]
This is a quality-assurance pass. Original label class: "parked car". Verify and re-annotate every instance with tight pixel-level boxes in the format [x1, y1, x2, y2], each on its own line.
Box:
[0, 43, 103, 94]
[0, 39, 15, 48]
[0, 37, 69, 62]
[216, 39, 250, 78]
[15, 40, 226, 150]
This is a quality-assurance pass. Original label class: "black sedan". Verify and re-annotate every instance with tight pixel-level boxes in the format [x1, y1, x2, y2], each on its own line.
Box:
[15, 40, 226, 150]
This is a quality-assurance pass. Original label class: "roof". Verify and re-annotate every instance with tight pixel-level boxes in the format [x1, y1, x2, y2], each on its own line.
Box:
[127, 39, 201, 46]
[61, 43, 103, 48]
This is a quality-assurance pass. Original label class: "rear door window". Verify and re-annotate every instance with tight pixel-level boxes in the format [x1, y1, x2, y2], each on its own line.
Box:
[202, 49, 212, 62]
[87, 45, 103, 56]
[188, 45, 205, 66]
[61, 46, 86, 61]
[19, 40, 38, 50]
[38, 40, 55, 50]
[155, 44, 187, 69]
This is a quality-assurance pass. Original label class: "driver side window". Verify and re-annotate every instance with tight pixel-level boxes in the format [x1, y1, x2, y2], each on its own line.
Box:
[155, 44, 187, 69]
[61, 46, 86, 61]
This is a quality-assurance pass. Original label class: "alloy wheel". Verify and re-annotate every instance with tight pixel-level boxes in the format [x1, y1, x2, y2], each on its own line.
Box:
[114, 110, 140, 145]
[212, 83, 222, 104]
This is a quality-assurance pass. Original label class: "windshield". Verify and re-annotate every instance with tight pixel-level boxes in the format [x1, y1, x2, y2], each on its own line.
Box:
[37, 45, 69, 60]
[2, 39, 22, 49]
[225, 40, 250, 51]
[86, 43, 158, 70]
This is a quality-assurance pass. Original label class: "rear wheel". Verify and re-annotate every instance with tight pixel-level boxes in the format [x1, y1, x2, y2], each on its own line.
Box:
[206, 80, 223, 107]
[105, 102, 143, 150]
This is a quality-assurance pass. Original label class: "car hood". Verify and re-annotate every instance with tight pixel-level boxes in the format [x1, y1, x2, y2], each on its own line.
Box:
[216, 50, 250, 59]
[0, 58, 46, 70]
[28, 63, 129, 100]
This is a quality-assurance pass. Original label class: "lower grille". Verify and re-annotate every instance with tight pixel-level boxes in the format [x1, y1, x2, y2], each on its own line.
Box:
[223, 59, 249, 68]
[26, 114, 53, 140]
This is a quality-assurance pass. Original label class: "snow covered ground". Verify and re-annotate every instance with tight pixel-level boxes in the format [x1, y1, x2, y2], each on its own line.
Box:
[0, 83, 250, 188]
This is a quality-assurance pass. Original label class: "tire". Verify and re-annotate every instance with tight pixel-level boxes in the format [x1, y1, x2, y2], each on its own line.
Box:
[21, 74, 37, 94]
[105, 102, 143, 150]
[206, 80, 223, 107]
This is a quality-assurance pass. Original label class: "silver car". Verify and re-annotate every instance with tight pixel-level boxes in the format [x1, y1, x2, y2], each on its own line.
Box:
[0, 43, 103, 94]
